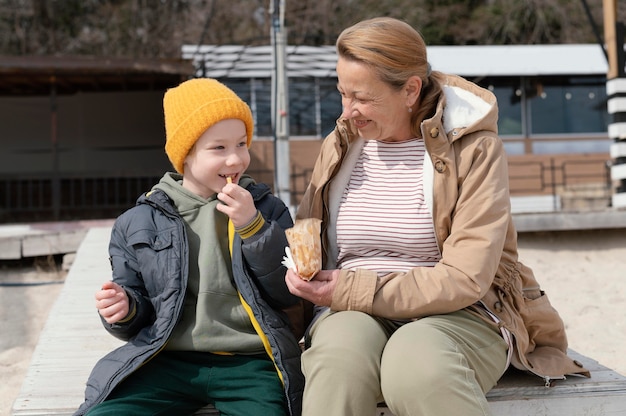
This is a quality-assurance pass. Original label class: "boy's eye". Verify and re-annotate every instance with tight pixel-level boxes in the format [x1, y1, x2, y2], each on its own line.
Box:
[238, 141, 247, 147]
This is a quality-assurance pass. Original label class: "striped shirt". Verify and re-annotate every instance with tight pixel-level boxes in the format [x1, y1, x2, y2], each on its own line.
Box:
[336, 138, 441, 275]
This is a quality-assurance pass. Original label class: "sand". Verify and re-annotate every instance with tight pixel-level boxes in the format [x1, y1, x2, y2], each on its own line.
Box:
[516, 229, 626, 377]
[1, 265, 66, 416]
[1, 228, 624, 416]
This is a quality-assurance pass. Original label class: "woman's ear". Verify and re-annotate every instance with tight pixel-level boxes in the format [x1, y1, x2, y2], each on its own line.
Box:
[405, 75, 423, 107]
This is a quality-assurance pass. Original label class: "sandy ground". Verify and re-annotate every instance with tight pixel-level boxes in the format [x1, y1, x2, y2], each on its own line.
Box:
[0, 262, 66, 416]
[515, 228, 626, 377]
[0, 228, 625, 416]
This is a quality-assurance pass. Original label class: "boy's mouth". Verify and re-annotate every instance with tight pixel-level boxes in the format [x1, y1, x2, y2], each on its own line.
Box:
[221, 174, 236, 183]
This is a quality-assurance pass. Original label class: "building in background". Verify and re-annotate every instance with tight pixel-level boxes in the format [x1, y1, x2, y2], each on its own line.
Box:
[0, 44, 615, 223]
[186, 43, 612, 212]
[0, 56, 194, 223]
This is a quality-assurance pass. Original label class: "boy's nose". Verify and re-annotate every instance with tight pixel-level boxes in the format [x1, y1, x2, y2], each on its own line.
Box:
[225, 152, 242, 166]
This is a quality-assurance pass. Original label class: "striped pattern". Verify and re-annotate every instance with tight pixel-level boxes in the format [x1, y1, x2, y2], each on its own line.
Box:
[608, 78, 626, 208]
[234, 210, 265, 239]
[336, 139, 440, 274]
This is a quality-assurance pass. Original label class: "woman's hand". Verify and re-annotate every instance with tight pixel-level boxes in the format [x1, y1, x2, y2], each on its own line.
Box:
[285, 268, 339, 307]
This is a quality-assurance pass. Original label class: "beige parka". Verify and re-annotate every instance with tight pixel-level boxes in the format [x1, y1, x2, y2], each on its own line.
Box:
[296, 74, 589, 384]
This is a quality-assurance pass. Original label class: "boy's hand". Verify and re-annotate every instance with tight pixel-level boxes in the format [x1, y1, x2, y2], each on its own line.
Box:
[95, 281, 129, 324]
[216, 182, 257, 227]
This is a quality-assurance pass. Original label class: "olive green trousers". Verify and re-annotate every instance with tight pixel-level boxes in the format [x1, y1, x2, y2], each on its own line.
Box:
[301, 309, 508, 416]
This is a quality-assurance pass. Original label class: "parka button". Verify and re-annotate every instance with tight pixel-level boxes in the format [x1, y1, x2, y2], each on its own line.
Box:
[429, 127, 439, 138]
[434, 160, 445, 173]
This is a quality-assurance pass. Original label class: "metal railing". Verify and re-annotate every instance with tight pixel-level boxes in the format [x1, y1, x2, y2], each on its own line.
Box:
[0, 159, 612, 223]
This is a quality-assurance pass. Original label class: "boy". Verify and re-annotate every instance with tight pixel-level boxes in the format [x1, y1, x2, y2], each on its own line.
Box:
[75, 78, 303, 416]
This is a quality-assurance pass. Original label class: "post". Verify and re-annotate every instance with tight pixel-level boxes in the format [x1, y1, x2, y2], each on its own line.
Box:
[604, 0, 626, 208]
[50, 76, 60, 220]
[270, 0, 291, 208]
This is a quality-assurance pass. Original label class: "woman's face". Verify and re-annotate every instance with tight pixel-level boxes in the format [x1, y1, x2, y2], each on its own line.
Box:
[336, 57, 417, 142]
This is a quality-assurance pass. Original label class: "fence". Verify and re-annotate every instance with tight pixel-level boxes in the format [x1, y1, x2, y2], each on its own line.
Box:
[0, 157, 612, 223]
[507, 155, 612, 212]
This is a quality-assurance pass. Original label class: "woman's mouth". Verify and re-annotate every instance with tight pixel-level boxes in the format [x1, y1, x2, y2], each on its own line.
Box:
[353, 119, 370, 129]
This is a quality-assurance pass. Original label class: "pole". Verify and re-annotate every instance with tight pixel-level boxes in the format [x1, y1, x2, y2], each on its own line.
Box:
[50, 76, 60, 220]
[270, 0, 291, 208]
[604, 0, 626, 208]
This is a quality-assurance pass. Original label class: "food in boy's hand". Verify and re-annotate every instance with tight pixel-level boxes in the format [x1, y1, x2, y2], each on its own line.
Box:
[285, 218, 322, 281]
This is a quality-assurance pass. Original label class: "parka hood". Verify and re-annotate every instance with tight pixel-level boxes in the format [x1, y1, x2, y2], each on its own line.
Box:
[437, 74, 499, 141]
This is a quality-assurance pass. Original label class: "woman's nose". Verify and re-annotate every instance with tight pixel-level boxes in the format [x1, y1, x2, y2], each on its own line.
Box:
[341, 100, 356, 119]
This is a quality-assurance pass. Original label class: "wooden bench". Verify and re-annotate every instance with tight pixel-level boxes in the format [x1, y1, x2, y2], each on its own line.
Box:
[12, 227, 626, 415]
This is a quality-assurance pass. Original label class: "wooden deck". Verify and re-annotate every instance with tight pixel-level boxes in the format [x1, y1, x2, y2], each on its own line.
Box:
[12, 227, 626, 416]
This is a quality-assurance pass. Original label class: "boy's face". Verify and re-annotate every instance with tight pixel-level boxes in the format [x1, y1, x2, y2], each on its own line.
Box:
[182, 118, 250, 199]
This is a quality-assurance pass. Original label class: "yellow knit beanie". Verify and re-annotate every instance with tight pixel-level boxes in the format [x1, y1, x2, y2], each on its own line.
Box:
[163, 78, 254, 173]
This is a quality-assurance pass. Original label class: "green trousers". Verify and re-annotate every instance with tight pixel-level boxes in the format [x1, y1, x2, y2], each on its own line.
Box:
[86, 350, 287, 416]
[301, 309, 508, 416]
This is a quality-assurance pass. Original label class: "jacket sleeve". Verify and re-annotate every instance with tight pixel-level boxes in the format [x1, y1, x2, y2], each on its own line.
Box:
[331, 133, 511, 319]
[101, 211, 156, 340]
[239, 194, 298, 309]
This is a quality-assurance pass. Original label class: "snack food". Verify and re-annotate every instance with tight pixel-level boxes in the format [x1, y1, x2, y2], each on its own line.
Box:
[285, 218, 322, 280]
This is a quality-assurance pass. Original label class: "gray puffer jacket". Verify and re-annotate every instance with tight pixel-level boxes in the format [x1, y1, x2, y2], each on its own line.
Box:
[74, 180, 303, 416]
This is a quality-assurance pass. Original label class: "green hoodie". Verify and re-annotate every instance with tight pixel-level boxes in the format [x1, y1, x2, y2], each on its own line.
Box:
[153, 172, 264, 354]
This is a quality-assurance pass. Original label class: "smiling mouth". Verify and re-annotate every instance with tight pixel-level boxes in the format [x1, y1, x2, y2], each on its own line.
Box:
[221, 174, 236, 183]
[353, 119, 369, 128]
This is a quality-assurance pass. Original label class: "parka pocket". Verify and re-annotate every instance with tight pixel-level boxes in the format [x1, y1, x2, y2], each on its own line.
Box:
[519, 290, 566, 351]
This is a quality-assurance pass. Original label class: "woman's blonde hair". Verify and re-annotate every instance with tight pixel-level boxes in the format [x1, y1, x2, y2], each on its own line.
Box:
[336, 17, 443, 138]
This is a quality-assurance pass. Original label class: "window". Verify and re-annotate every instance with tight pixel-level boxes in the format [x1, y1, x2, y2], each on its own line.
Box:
[222, 74, 610, 156]
[482, 78, 524, 136]
[224, 77, 341, 138]
[529, 76, 608, 135]
[288, 77, 341, 137]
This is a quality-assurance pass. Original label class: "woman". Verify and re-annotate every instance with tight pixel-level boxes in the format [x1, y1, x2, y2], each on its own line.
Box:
[285, 17, 589, 416]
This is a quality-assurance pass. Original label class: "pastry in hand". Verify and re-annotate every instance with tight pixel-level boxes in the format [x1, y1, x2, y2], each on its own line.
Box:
[285, 218, 322, 281]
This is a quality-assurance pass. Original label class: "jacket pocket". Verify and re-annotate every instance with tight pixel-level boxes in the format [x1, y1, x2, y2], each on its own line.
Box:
[126, 229, 174, 296]
[127, 228, 172, 251]
[519, 289, 567, 352]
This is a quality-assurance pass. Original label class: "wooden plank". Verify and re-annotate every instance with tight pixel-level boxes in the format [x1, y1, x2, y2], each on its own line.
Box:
[12, 227, 123, 416]
[510, 195, 561, 214]
[375, 352, 626, 416]
[0, 235, 22, 259]
[21, 230, 88, 257]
